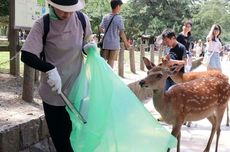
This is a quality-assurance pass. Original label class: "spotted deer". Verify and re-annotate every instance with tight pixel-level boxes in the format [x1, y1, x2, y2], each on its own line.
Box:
[139, 64, 230, 152]
[143, 57, 230, 126]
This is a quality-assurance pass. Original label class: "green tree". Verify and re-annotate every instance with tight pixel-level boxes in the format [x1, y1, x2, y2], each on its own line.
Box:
[0, 0, 9, 35]
[192, 0, 230, 43]
[0, 0, 9, 23]
[84, 0, 110, 34]
[122, 0, 195, 38]
[0, 0, 9, 17]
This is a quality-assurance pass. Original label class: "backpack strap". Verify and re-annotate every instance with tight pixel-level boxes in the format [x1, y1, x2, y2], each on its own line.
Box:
[76, 11, 87, 54]
[76, 11, 86, 39]
[41, 11, 87, 60]
[41, 14, 50, 61]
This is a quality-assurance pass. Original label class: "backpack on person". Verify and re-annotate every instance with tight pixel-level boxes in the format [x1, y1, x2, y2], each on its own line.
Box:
[40, 11, 86, 61]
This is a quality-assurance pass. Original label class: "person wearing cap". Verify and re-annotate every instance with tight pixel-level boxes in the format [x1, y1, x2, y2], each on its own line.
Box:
[21, 0, 92, 151]
[99, 0, 130, 68]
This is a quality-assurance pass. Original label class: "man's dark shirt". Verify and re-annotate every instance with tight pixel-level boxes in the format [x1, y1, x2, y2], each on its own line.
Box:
[177, 33, 192, 53]
[169, 42, 187, 72]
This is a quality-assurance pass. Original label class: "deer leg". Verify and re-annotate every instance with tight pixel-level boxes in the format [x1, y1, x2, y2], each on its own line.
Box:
[204, 115, 217, 152]
[166, 132, 180, 152]
[215, 106, 226, 152]
[226, 103, 229, 126]
[214, 127, 221, 152]
[186, 121, 192, 127]
[171, 122, 183, 152]
[177, 132, 181, 152]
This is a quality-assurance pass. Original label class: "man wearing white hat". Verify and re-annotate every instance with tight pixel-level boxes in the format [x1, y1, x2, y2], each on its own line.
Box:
[21, 0, 92, 151]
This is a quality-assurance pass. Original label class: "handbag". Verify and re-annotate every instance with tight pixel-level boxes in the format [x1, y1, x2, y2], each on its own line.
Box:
[97, 41, 103, 48]
[185, 54, 192, 72]
[202, 50, 214, 66]
[97, 14, 117, 49]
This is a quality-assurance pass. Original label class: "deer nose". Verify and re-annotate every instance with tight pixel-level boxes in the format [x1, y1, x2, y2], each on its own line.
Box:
[139, 80, 145, 87]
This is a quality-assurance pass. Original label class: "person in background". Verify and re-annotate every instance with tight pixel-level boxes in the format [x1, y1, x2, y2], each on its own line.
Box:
[194, 39, 204, 57]
[177, 20, 193, 72]
[162, 28, 187, 91]
[99, 0, 130, 68]
[177, 20, 193, 53]
[206, 24, 223, 71]
[21, 0, 92, 151]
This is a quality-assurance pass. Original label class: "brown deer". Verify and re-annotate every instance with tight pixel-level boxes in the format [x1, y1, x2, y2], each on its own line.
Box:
[143, 57, 230, 126]
[139, 64, 230, 152]
[128, 81, 153, 101]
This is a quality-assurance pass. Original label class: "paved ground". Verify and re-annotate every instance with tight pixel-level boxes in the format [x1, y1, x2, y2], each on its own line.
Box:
[120, 59, 230, 152]
[144, 101, 230, 152]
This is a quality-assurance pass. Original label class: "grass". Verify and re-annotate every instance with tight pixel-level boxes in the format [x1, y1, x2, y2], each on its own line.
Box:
[0, 52, 10, 73]
[0, 51, 24, 74]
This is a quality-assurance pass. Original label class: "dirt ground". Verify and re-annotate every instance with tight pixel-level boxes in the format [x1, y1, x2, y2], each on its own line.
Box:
[0, 73, 44, 131]
[0, 58, 146, 132]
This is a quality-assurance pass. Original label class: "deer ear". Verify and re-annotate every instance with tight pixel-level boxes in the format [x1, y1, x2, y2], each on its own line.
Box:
[169, 64, 184, 74]
[166, 64, 182, 76]
[143, 57, 155, 70]
[157, 57, 169, 68]
[156, 73, 163, 79]
[166, 69, 174, 76]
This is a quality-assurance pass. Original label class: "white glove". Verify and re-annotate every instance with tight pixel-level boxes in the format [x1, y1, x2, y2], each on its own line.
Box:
[83, 42, 97, 53]
[46, 67, 62, 94]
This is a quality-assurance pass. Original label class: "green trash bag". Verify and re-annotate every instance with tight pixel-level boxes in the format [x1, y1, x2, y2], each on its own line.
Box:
[67, 43, 177, 152]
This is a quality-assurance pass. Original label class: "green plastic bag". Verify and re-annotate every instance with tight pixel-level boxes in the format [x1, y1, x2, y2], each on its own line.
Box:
[67, 43, 177, 152]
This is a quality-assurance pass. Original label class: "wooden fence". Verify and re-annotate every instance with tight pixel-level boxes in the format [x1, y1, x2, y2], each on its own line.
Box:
[21, 43, 163, 102]
[1, 41, 202, 102]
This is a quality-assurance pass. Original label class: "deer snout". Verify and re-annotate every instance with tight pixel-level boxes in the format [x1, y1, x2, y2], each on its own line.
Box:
[139, 80, 146, 88]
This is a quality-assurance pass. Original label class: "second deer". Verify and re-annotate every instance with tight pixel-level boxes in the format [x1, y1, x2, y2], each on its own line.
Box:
[143, 57, 230, 126]
[139, 63, 230, 152]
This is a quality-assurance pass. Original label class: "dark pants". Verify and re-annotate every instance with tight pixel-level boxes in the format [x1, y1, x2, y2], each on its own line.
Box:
[164, 77, 175, 91]
[43, 102, 73, 152]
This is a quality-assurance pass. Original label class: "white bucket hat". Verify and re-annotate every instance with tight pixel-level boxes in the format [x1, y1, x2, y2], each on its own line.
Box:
[47, 0, 85, 12]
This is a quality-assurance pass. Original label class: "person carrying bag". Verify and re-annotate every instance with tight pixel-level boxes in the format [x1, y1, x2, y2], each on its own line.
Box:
[202, 48, 214, 67]
[202, 24, 222, 71]
[97, 15, 116, 49]
[99, 0, 130, 68]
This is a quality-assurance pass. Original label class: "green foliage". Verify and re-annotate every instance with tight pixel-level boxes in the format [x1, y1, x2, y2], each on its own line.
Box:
[0, 0, 9, 26]
[192, 0, 230, 43]
[121, 0, 194, 38]
[0, 0, 9, 17]
[83, 0, 110, 34]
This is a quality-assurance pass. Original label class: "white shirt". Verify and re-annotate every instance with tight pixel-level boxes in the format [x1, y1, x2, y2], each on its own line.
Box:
[207, 38, 222, 53]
